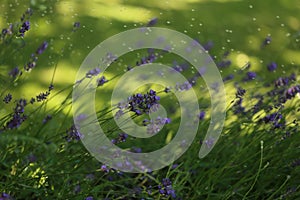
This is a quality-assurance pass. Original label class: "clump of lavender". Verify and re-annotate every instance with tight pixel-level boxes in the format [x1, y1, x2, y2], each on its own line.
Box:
[3, 93, 12, 103]
[263, 112, 285, 129]
[127, 89, 160, 115]
[111, 133, 128, 144]
[158, 178, 176, 199]
[64, 125, 83, 142]
[86, 67, 101, 78]
[24, 41, 49, 71]
[285, 85, 300, 100]
[97, 76, 108, 87]
[135, 49, 158, 66]
[8, 67, 22, 79]
[19, 21, 30, 37]
[232, 87, 246, 114]
[5, 99, 27, 129]
[244, 71, 256, 81]
[0, 192, 12, 200]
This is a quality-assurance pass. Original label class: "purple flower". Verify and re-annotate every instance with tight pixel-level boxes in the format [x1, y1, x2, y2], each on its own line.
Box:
[136, 50, 157, 66]
[164, 87, 171, 93]
[97, 76, 108, 86]
[36, 41, 48, 54]
[223, 74, 234, 82]
[233, 98, 245, 114]
[262, 36, 271, 47]
[158, 178, 177, 199]
[101, 164, 110, 173]
[30, 97, 35, 104]
[267, 62, 277, 71]
[36, 91, 50, 102]
[74, 22, 80, 28]
[0, 193, 12, 200]
[162, 178, 172, 187]
[285, 85, 300, 100]
[86, 67, 101, 78]
[198, 111, 205, 120]
[15, 99, 27, 113]
[73, 22, 80, 32]
[236, 87, 246, 98]
[263, 112, 285, 129]
[247, 71, 256, 80]
[263, 113, 282, 123]
[217, 60, 231, 68]
[147, 17, 158, 26]
[6, 113, 27, 129]
[275, 77, 289, 87]
[48, 84, 54, 91]
[65, 125, 83, 142]
[3, 94, 12, 103]
[85, 197, 93, 200]
[42, 115, 52, 124]
[74, 184, 81, 194]
[8, 67, 21, 79]
[127, 89, 160, 115]
[19, 20, 30, 36]
[131, 146, 142, 153]
[203, 40, 214, 51]
[111, 133, 128, 144]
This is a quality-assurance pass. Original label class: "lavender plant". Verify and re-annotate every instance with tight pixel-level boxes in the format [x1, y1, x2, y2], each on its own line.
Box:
[0, 1, 300, 200]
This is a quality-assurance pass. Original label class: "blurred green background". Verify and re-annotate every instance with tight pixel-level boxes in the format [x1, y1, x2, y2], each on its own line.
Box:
[1, 0, 299, 109]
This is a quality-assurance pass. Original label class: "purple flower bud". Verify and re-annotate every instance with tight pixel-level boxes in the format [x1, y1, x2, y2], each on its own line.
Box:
[147, 17, 158, 26]
[247, 71, 256, 80]
[86, 68, 101, 78]
[198, 111, 205, 120]
[36, 41, 48, 54]
[267, 62, 277, 71]
[3, 93, 12, 103]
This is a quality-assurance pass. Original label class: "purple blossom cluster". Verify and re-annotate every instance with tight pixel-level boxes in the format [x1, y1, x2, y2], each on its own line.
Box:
[97, 76, 108, 87]
[3, 93, 12, 103]
[127, 89, 160, 115]
[263, 112, 285, 129]
[64, 124, 83, 142]
[111, 133, 128, 144]
[285, 85, 300, 100]
[135, 49, 158, 67]
[158, 178, 176, 199]
[86, 67, 101, 78]
[0, 193, 12, 200]
[5, 99, 27, 129]
[0, 8, 32, 39]
[19, 21, 30, 37]
[24, 41, 49, 71]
